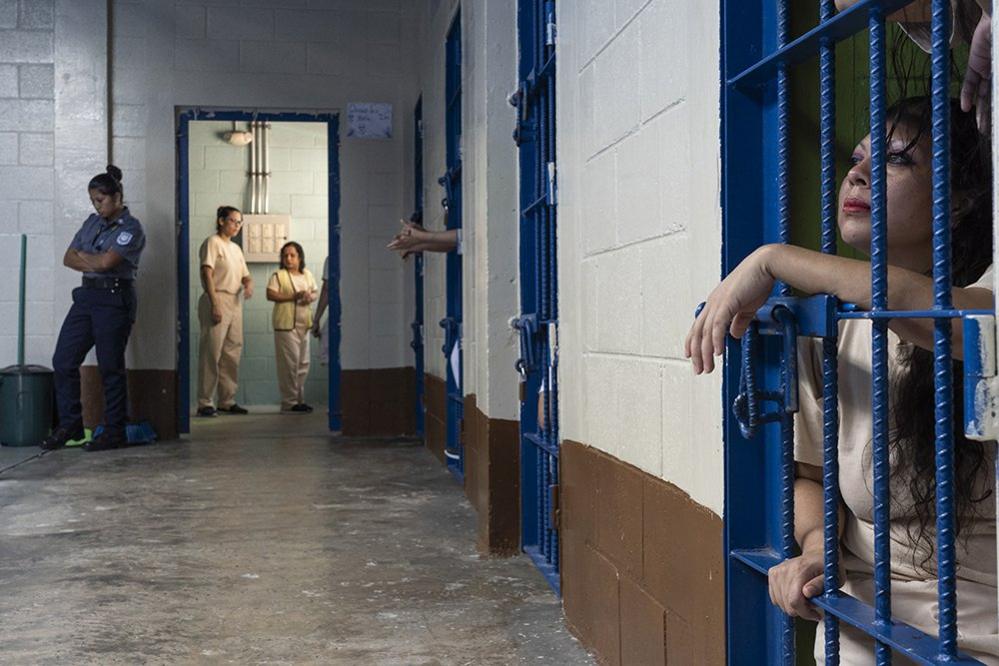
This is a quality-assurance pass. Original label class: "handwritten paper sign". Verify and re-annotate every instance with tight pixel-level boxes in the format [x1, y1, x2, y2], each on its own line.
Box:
[347, 102, 393, 140]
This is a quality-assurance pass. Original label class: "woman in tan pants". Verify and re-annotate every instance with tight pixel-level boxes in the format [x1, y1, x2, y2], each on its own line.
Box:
[266, 242, 317, 413]
[197, 206, 253, 417]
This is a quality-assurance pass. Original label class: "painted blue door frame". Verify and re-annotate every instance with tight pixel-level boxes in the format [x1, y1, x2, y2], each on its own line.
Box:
[412, 99, 426, 438]
[512, 0, 559, 594]
[721, 0, 990, 663]
[175, 109, 342, 434]
[440, 12, 465, 481]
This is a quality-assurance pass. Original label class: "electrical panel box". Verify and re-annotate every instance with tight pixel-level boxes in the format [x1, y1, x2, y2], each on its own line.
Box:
[240, 214, 291, 263]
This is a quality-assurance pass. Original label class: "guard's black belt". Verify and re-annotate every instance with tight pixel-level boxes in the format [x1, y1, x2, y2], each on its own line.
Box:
[82, 277, 133, 289]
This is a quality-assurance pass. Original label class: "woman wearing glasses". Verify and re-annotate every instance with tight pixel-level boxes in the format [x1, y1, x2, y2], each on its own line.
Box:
[196, 205, 253, 417]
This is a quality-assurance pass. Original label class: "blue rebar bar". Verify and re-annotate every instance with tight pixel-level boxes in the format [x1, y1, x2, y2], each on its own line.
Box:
[929, 0, 958, 658]
[777, 0, 792, 301]
[773, 8, 795, 656]
[868, 8, 892, 664]
[818, 1, 842, 661]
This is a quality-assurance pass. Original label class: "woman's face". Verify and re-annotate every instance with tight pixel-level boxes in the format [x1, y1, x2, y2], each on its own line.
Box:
[218, 211, 243, 239]
[89, 189, 122, 219]
[282, 245, 300, 271]
[838, 125, 934, 269]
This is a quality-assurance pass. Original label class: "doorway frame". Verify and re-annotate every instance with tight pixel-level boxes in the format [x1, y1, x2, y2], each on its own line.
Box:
[175, 108, 342, 434]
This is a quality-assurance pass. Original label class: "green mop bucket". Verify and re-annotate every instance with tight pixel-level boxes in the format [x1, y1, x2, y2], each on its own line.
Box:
[0, 235, 54, 446]
[0, 365, 53, 446]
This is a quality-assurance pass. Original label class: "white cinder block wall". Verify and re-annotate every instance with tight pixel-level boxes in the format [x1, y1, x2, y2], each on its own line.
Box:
[419, 0, 520, 420]
[557, 0, 725, 514]
[0, 0, 105, 368]
[110, 0, 421, 376]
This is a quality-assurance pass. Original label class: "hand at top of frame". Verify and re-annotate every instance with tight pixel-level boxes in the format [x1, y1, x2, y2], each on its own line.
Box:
[961, 11, 991, 133]
[684, 246, 776, 375]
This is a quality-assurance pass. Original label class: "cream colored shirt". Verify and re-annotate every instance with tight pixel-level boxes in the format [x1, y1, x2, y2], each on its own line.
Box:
[266, 268, 317, 329]
[795, 266, 997, 660]
[200, 234, 250, 295]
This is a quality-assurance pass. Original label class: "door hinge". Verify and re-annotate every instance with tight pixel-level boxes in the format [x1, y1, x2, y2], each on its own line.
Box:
[549, 483, 559, 529]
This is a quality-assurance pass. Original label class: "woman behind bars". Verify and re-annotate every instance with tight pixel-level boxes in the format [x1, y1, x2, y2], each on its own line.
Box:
[686, 98, 997, 663]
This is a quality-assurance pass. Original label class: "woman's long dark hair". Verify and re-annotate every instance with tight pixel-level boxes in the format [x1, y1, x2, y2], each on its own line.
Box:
[885, 97, 993, 572]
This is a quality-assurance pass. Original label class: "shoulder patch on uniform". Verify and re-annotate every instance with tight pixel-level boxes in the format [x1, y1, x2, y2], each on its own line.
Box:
[116, 231, 133, 245]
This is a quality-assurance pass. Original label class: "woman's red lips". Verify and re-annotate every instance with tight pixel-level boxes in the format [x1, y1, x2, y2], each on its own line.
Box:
[843, 197, 870, 213]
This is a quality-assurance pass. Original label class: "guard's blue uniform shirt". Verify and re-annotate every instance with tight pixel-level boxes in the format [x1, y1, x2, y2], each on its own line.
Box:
[69, 208, 145, 279]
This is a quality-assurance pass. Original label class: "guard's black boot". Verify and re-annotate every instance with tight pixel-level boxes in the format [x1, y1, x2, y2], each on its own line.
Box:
[84, 428, 126, 452]
[40, 425, 84, 451]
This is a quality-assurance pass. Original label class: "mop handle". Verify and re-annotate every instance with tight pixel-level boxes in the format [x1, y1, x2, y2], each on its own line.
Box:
[17, 234, 25, 367]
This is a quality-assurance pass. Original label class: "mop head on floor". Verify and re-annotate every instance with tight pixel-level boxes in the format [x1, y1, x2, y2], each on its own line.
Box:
[90, 421, 158, 446]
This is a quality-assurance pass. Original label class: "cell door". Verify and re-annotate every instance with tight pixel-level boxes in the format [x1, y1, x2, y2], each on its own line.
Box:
[440, 12, 465, 481]
[512, 0, 559, 593]
[722, 0, 996, 664]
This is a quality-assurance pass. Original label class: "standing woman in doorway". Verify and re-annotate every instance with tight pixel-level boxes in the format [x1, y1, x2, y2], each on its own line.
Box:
[267, 241, 317, 413]
[42, 165, 145, 452]
[197, 205, 253, 417]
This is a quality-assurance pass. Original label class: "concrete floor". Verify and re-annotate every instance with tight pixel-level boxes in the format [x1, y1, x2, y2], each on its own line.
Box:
[0, 413, 592, 665]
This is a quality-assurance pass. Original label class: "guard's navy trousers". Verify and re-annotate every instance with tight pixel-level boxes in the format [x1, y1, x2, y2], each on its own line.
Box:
[53, 285, 136, 432]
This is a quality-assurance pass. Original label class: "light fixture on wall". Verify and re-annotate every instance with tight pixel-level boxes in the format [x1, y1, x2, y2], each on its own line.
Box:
[223, 129, 253, 146]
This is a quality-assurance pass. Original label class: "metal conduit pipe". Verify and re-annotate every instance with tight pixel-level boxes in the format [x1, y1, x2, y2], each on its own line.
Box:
[249, 121, 258, 214]
[263, 121, 270, 214]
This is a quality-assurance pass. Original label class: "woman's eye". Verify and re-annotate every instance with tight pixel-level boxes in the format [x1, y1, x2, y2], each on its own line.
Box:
[887, 151, 914, 166]
[850, 154, 863, 165]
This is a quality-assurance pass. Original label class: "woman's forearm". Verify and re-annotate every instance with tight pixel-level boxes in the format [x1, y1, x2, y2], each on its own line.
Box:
[266, 289, 297, 302]
[759, 244, 993, 355]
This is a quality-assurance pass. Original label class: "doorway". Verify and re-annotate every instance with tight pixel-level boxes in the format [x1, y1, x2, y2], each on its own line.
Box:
[176, 109, 341, 435]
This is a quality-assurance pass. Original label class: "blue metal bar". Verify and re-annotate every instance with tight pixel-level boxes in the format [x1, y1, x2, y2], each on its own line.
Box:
[776, 1, 791, 302]
[731, 549, 984, 664]
[729, 0, 917, 88]
[839, 309, 994, 319]
[822, 334, 842, 665]
[177, 113, 192, 434]
[929, 0, 958, 658]
[817, 3, 842, 657]
[868, 9, 893, 664]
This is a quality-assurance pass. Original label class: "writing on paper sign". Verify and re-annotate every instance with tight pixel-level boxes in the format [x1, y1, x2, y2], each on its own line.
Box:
[347, 103, 393, 140]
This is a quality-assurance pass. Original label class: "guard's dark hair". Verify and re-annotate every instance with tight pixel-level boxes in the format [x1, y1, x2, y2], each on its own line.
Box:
[279, 241, 306, 271]
[88, 165, 123, 198]
[216, 206, 241, 230]
[884, 97, 994, 573]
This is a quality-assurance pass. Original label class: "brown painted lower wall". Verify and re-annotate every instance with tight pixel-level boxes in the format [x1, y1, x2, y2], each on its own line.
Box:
[81, 367, 178, 441]
[424, 374, 446, 463]
[464, 394, 520, 555]
[560, 440, 725, 666]
[341, 367, 416, 437]
[422, 376, 520, 556]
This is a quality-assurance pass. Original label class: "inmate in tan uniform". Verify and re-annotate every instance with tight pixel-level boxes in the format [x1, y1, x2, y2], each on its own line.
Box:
[197, 233, 250, 410]
[795, 267, 997, 665]
[267, 268, 317, 410]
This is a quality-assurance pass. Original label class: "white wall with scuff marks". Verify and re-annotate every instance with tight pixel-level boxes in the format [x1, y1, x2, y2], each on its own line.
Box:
[556, 1, 725, 514]
[418, 0, 521, 421]
[110, 0, 421, 373]
[0, 0, 107, 368]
